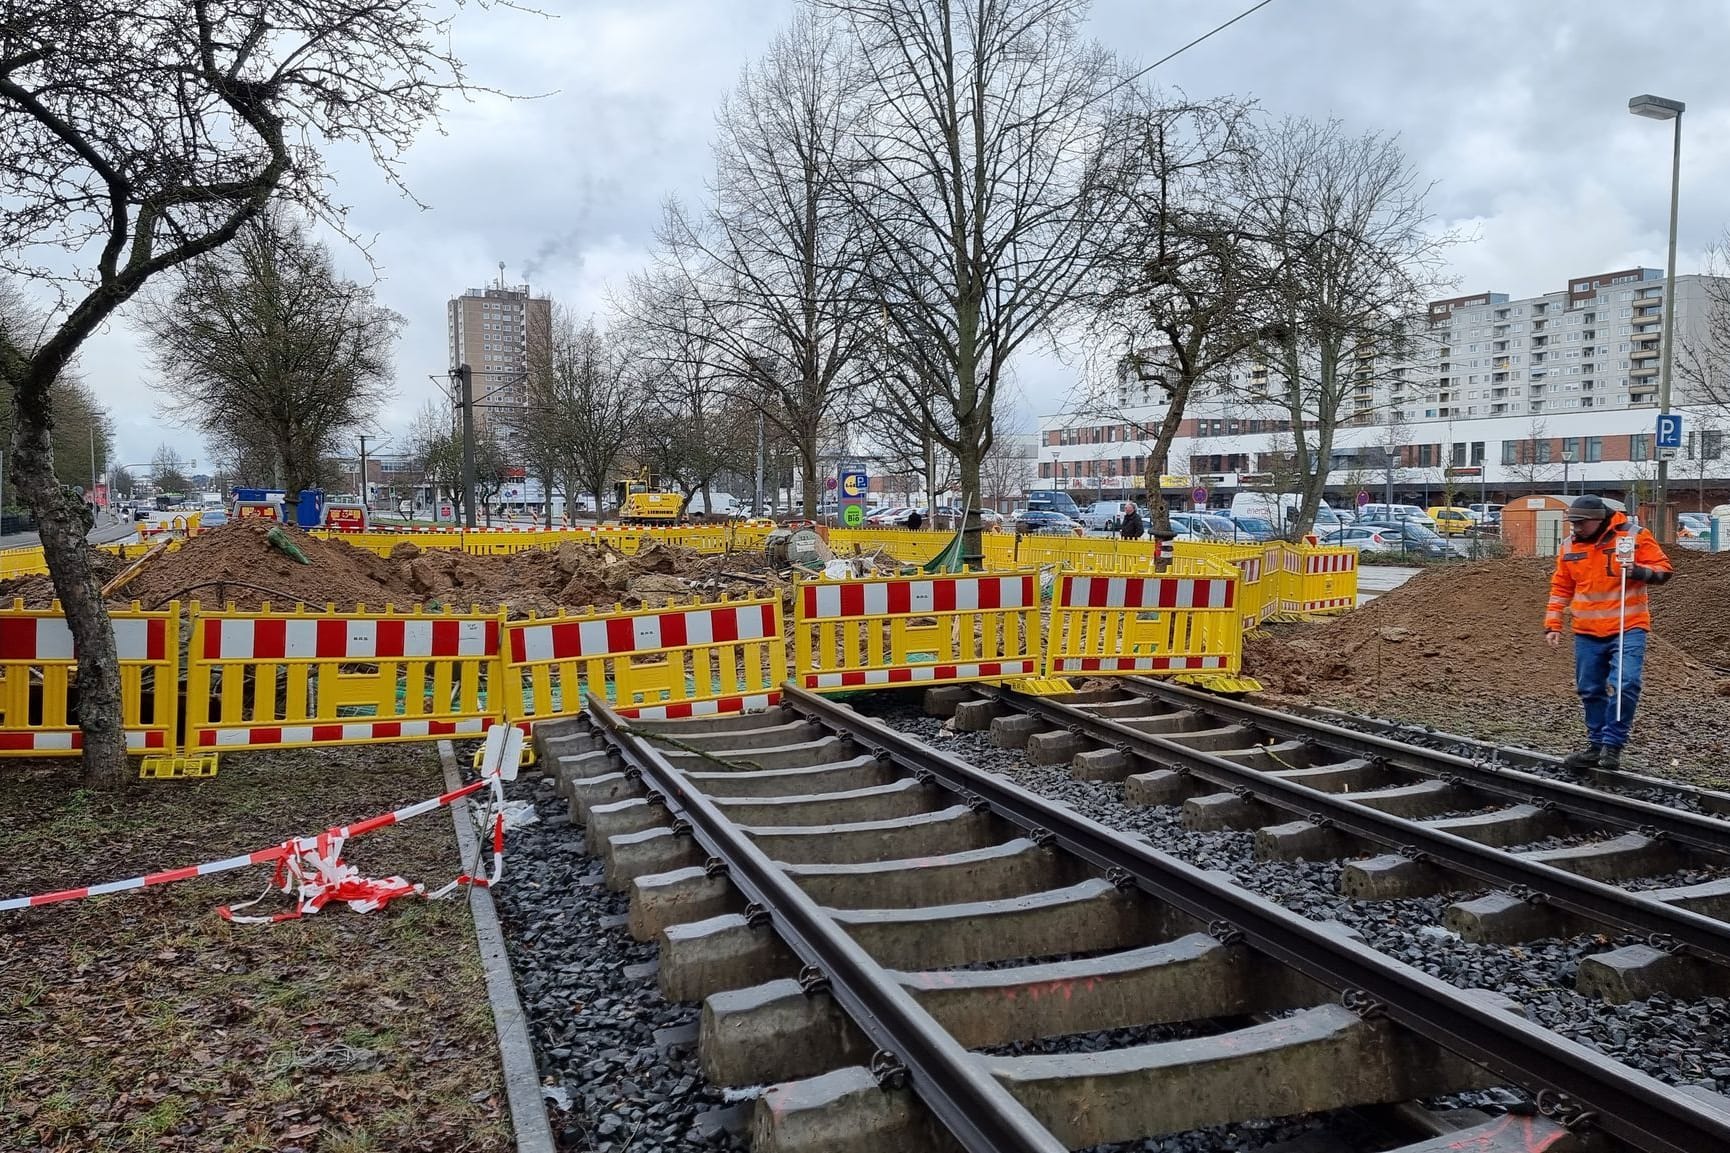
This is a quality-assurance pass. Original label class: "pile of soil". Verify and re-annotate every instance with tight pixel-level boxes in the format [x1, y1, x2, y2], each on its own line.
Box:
[118, 520, 413, 611]
[1250, 555, 1712, 701]
[0, 548, 128, 607]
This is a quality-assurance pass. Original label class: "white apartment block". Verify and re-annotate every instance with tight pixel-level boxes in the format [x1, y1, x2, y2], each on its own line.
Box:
[1039, 267, 1730, 507]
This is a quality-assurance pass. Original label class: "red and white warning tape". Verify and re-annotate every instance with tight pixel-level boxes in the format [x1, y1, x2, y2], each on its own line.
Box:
[1, 727, 522, 923]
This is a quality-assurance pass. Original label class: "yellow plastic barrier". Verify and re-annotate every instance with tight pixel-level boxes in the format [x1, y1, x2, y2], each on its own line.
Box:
[0, 546, 47, 578]
[1045, 572, 1242, 678]
[826, 527, 955, 565]
[1279, 545, 1359, 616]
[1174, 541, 1273, 632]
[0, 600, 180, 755]
[500, 595, 785, 722]
[794, 570, 1043, 691]
[184, 605, 503, 752]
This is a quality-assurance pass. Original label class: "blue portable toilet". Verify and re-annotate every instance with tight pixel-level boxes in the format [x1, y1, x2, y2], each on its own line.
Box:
[295, 488, 326, 528]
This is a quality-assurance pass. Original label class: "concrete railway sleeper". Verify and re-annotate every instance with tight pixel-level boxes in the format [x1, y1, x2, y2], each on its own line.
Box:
[538, 686, 1730, 1153]
[964, 679, 1730, 1005]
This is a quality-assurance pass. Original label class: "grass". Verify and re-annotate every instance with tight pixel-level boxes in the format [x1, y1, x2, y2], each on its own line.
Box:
[0, 744, 514, 1153]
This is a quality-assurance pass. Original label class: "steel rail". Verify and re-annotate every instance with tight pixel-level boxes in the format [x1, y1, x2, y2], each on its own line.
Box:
[983, 685, 1730, 966]
[1289, 700, 1730, 816]
[1120, 679, 1730, 858]
[785, 685, 1730, 1153]
[582, 695, 1065, 1153]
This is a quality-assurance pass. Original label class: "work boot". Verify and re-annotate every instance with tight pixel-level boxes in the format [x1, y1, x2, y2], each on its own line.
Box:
[1599, 746, 1624, 771]
[1561, 745, 1601, 771]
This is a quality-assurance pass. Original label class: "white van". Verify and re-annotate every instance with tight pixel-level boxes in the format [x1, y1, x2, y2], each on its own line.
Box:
[1229, 492, 1333, 532]
[685, 491, 741, 517]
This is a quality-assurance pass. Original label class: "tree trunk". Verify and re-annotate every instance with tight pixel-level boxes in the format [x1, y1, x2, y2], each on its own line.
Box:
[799, 436, 820, 524]
[12, 398, 128, 786]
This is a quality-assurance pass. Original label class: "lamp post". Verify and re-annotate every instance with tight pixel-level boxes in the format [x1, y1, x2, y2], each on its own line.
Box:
[1049, 449, 1059, 490]
[448, 363, 477, 529]
[1629, 93, 1685, 541]
[1561, 448, 1576, 497]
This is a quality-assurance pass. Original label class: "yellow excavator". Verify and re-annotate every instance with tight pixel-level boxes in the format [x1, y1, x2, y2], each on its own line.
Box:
[614, 468, 682, 524]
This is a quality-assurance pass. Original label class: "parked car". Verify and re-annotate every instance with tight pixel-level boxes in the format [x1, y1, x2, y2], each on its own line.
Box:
[865, 505, 912, 526]
[1678, 511, 1712, 539]
[1227, 515, 1279, 542]
[1467, 502, 1503, 525]
[1351, 518, 1453, 557]
[200, 509, 229, 527]
[1167, 512, 1240, 541]
[1012, 509, 1084, 536]
[1024, 489, 1084, 520]
[1358, 502, 1437, 530]
[1426, 506, 1474, 536]
[1080, 499, 1135, 532]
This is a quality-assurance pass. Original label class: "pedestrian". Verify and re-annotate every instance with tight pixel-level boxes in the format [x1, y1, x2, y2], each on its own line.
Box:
[906, 508, 923, 531]
[1544, 495, 1673, 771]
[1119, 503, 1144, 540]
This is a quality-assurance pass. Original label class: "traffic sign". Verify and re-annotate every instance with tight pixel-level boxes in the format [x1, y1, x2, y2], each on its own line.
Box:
[841, 470, 867, 499]
[1657, 412, 1683, 449]
[1355, 490, 1369, 507]
[1191, 486, 1208, 507]
[837, 464, 868, 526]
[1659, 446, 1679, 462]
[842, 504, 865, 527]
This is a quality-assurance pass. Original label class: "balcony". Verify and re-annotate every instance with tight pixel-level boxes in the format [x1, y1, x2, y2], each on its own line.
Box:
[1631, 364, 1659, 378]
[1631, 329, 1660, 342]
[1631, 347, 1659, 361]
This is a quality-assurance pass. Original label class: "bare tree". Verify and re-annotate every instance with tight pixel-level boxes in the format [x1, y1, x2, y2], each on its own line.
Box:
[1504, 417, 1557, 494]
[554, 314, 641, 524]
[136, 208, 401, 494]
[641, 12, 877, 520]
[816, 0, 1127, 557]
[1246, 118, 1455, 535]
[620, 271, 754, 515]
[1084, 95, 1272, 531]
[408, 400, 463, 518]
[980, 395, 1038, 513]
[1678, 231, 1730, 413]
[0, 0, 496, 784]
[150, 443, 191, 496]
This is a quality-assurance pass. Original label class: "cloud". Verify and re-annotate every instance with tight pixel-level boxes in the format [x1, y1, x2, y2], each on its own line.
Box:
[28, 0, 1730, 463]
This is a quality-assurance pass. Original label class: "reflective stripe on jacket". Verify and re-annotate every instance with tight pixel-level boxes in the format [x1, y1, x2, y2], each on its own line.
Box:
[1545, 511, 1672, 637]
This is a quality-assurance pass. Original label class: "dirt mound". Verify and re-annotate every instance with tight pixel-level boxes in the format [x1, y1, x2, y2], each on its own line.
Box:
[0, 548, 129, 608]
[121, 520, 416, 611]
[1248, 553, 1721, 701]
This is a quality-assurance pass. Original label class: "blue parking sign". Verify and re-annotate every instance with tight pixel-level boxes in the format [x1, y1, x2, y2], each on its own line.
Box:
[1657, 412, 1683, 449]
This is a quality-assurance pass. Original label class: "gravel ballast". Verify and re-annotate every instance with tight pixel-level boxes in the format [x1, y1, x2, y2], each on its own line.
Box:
[867, 699, 1730, 1099]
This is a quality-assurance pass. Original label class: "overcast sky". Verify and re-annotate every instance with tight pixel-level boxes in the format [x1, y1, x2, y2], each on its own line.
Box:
[62, 0, 1730, 471]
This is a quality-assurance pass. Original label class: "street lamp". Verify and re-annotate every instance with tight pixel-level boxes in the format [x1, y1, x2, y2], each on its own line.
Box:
[1560, 448, 1577, 497]
[1630, 93, 1685, 541]
[1049, 449, 1059, 490]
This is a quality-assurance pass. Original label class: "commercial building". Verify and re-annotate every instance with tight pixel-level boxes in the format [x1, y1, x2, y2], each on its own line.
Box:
[446, 272, 553, 442]
[1038, 268, 1730, 512]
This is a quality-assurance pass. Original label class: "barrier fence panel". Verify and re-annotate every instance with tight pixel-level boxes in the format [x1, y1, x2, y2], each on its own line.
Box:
[185, 607, 502, 751]
[0, 601, 180, 754]
[1274, 546, 1359, 616]
[1046, 574, 1241, 677]
[502, 596, 785, 723]
[794, 570, 1042, 691]
[1174, 542, 1271, 632]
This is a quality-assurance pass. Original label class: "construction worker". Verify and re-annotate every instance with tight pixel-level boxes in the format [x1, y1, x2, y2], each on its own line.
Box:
[1544, 495, 1672, 771]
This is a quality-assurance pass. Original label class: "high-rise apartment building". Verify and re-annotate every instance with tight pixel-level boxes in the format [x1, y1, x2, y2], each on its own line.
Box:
[1036, 266, 1730, 507]
[446, 272, 553, 443]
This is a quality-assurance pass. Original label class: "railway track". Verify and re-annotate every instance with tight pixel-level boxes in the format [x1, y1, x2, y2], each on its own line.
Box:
[963, 678, 1730, 1004]
[537, 685, 1730, 1153]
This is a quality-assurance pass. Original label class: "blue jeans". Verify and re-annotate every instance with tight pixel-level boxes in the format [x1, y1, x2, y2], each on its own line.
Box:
[1574, 628, 1646, 748]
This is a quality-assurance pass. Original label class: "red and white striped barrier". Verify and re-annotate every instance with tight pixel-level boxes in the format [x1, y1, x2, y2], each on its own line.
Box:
[508, 602, 778, 663]
[1059, 575, 1236, 610]
[805, 659, 1040, 690]
[1049, 655, 1228, 673]
[200, 616, 498, 660]
[195, 717, 487, 750]
[801, 574, 1036, 619]
[2, 726, 523, 922]
[0, 615, 169, 661]
[1305, 551, 1357, 574]
[624, 692, 779, 721]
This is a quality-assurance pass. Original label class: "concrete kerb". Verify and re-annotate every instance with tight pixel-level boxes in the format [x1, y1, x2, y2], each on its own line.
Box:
[437, 740, 556, 1153]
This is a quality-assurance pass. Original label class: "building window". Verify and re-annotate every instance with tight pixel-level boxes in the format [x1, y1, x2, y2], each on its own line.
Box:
[1471, 441, 1485, 465]
[1451, 442, 1467, 466]
[1501, 441, 1517, 465]
[1584, 436, 1602, 462]
[1632, 433, 1653, 461]
[1562, 437, 1580, 459]
[1536, 440, 1553, 464]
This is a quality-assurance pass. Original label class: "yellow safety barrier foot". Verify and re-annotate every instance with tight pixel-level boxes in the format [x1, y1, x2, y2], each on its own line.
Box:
[139, 753, 220, 779]
[1003, 676, 1076, 696]
[1172, 673, 1264, 696]
[473, 742, 536, 770]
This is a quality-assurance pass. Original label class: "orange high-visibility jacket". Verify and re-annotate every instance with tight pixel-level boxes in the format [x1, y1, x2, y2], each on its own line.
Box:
[1545, 511, 1672, 637]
